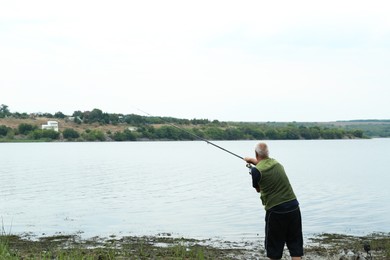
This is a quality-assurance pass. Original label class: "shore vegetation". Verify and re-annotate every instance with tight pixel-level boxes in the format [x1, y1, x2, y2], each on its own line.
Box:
[1, 104, 389, 142]
[1, 232, 389, 259]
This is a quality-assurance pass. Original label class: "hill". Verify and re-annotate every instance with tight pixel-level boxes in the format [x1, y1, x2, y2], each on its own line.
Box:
[0, 115, 382, 142]
[329, 120, 390, 137]
[0, 117, 128, 134]
[1, 105, 389, 141]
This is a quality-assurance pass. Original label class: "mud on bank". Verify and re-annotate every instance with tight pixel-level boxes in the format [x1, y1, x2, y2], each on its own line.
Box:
[1, 232, 390, 259]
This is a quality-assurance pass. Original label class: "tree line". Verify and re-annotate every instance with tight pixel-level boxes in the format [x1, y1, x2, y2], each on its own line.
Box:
[0, 122, 364, 142]
[0, 104, 370, 142]
[1, 105, 221, 126]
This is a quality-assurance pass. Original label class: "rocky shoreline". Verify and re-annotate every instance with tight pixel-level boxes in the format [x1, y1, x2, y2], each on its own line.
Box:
[1, 232, 389, 259]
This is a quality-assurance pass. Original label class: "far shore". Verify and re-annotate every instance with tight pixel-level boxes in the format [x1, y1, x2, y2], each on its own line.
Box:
[0, 116, 377, 143]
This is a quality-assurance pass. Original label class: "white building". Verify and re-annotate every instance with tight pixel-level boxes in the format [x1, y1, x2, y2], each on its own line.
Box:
[42, 121, 59, 132]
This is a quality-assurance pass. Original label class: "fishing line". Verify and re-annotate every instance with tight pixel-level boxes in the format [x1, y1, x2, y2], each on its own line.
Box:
[133, 107, 247, 163]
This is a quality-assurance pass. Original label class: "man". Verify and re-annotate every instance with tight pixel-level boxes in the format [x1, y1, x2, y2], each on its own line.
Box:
[245, 142, 303, 260]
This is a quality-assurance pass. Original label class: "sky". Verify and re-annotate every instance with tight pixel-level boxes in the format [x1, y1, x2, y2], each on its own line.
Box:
[1, 0, 389, 122]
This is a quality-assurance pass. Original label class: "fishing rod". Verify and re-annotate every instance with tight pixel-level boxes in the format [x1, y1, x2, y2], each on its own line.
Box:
[134, 107, 252, 168]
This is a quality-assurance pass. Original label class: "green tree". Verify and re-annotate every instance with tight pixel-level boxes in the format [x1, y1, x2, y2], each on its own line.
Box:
[321, 129, 339, 139]
[240, 126, 265, 140]
[285, 127, 300, 140]
[112, 129, 136, 141]
[122, 129, 136, 141]
[72, 110, 83, 117]
[18, 123, 38, 135]
[82, 108, 106, 124]
[352, 129, 364, 138]
[42, 113, 53, 118]
[30, 130, 43, 139]
[13, 112, 29, 119]
[155, 126, 181, 140]
[265, 129, 279, 139]
[299, 126, 312, 139]
[74, 117, 82, 124]
[204, 127, 225, 140]
[43, 129, 60, 139]
[109, 114, 120, 125]
[309, 126, 321, 139]
[91, 109, 103, 122]
[82, 129, 105, 141]
[6, 129, 15, 139]
[124, 114, 146, 125]
[225, 128, 242, 140]
[69, 112, 83, 124]
[112, 131, 125, 141]
[54, 111, 66, 118]
[190, 118, 210, 125]
[0, 104, 11, 118]
[30, 129, 60, 140]
[192, 128, 206, 139]
[136, 125, 156, 139]
[63, 128, 80, 140]
[0, 125, 9, 136]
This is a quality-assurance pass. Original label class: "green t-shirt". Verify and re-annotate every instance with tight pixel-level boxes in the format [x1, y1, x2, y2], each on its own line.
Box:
[255, 158, 297, 211]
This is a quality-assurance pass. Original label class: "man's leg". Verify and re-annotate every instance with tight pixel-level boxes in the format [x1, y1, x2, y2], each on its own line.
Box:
[286, 208, 304, 259]
[265, 211, 285, 259]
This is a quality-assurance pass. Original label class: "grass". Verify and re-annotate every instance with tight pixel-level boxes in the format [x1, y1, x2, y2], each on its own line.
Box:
[0, 117, 127, 135]
[0, 236, 18, 260]
[0, 234, 238, 260]
[1, 232, 390, 259]
[306, 232, 390, 259]
[0, 138, 53, 143]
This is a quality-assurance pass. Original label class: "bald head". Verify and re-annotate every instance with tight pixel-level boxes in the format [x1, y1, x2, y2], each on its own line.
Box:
[255, 142, 269, 159]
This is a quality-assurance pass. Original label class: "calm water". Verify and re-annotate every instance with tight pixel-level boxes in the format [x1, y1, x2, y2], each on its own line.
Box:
[1, 139, 389, 242]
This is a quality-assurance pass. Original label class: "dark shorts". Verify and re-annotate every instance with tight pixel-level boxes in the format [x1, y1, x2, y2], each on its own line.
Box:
[265, 207, 303, 259]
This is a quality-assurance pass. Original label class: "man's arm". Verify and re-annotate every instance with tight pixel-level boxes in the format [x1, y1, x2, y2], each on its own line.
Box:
[250, 167, 261, 193]
[244, 157, 259, 165]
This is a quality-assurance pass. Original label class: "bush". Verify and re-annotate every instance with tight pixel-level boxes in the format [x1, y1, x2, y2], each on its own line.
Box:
[30, 129, 60, 140]
[18, 123, 38, 135]
[54, 111, 66, 118]
[82, 129, 105, 141]
[112, 129, 136, 141]
[352, 130, 364, 138]
[0, 125, 9, 136]
[63, 128, 80, 140]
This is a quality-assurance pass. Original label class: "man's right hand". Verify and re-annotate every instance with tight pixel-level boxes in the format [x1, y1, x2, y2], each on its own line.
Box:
[244, 157, 258, 165]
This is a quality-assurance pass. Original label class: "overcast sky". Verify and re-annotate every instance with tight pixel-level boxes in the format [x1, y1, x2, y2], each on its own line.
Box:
[1, 1, 389, 122]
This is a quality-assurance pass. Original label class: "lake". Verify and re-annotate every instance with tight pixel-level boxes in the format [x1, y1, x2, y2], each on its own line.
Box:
[1, 139, 389, 242]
